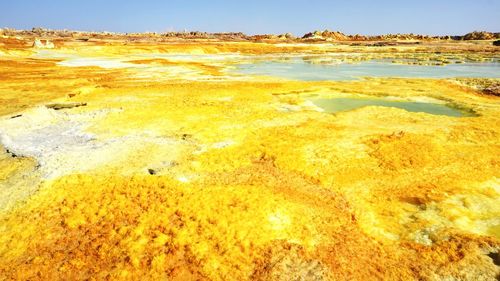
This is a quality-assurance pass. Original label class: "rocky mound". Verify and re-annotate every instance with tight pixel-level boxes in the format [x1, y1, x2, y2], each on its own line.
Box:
[32, 38, 54, 49]
[463, 31, 499, 40]
[250, 33, 296, 41]
[301, 30, 499, 41]
[302, 29, 349, 40]
[161, 31, 247, 40]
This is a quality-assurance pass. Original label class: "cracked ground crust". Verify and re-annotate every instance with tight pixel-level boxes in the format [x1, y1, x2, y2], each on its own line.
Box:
[0, 38, 499, 280]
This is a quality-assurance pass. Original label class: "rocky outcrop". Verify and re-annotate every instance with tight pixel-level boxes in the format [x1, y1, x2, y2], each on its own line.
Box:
[302, 31, 438, 41]
[463, 31, 498, 40]
[483, 84, 500, 96]
[250, 34, 279, 40]
[32, 38, 54, 49]
[300, 30, 500, 42]
[278, 33, 295, 40]
[454, 78, 500, 97]
[161, 31, 247, 40]
[250, 33, 295, 41]
[302, 30, 348, 41]
[45, 102, 87, 110]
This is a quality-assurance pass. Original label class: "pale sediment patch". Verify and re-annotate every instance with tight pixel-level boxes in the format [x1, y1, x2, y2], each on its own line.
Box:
[383, 95, 448, 103]
[56, 55, 236, 80]
[57, 57, 139, 68]
[301, 100, 325, 112]
[128, 65, 201, 80]
[212, 140, 235, 149]
[138, 53, 249, 62]
[0, 106, 182, 180]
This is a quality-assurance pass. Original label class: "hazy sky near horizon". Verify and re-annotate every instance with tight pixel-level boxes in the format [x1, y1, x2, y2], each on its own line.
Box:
[1, 0, 499, 36]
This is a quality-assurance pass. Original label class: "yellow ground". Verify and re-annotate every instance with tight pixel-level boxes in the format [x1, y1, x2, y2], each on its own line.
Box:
[0, 36, 499, 280]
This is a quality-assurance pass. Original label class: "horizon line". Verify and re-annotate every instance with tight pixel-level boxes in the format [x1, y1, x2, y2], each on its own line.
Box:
[2, 27, 499, 38]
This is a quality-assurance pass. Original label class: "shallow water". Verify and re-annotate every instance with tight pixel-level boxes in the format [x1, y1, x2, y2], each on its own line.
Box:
[312, 97, 475, 117]
[238, 58, 500, 80]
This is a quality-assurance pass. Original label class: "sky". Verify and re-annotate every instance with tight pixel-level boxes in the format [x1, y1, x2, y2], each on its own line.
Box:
[1, 0, 499, 36]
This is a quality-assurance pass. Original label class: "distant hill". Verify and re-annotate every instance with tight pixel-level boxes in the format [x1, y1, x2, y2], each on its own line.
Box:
[1, 27, 499, 43]
[302, 29, 500, 41]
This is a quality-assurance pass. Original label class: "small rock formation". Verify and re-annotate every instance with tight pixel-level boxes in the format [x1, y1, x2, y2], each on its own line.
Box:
[32, 38, 55, 49]
[462, 31, 497, 40]
[278, 33, 295, 40]
[302, 29, 348, 41]
[250, 34, 278, 40]
[483, 84, 500, 96]
[302, 30, 320, 40]
[45, 102, 87, 110]
[455, 79, 500, 97]
[321, 30, 349, 40]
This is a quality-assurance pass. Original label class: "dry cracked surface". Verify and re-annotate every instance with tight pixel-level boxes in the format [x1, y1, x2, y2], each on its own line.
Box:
[0, 36, 499, 280]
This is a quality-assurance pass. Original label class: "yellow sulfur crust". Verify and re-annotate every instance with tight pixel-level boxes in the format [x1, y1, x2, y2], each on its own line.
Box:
[0, 36, 499, 280]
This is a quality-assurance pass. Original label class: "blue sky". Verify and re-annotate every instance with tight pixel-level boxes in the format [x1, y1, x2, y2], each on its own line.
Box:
[1, 0, 499, 36]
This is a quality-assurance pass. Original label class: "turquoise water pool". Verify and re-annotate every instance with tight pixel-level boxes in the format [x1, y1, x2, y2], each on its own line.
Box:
[238, 59, 500, 80]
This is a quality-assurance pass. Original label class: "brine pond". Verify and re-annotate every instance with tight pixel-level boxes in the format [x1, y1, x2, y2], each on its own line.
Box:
[237, 59, 500, 80]
[311, 97, 476, 117]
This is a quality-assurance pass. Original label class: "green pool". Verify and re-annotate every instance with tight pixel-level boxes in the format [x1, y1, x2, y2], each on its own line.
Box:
[311, 97, 476, 117]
